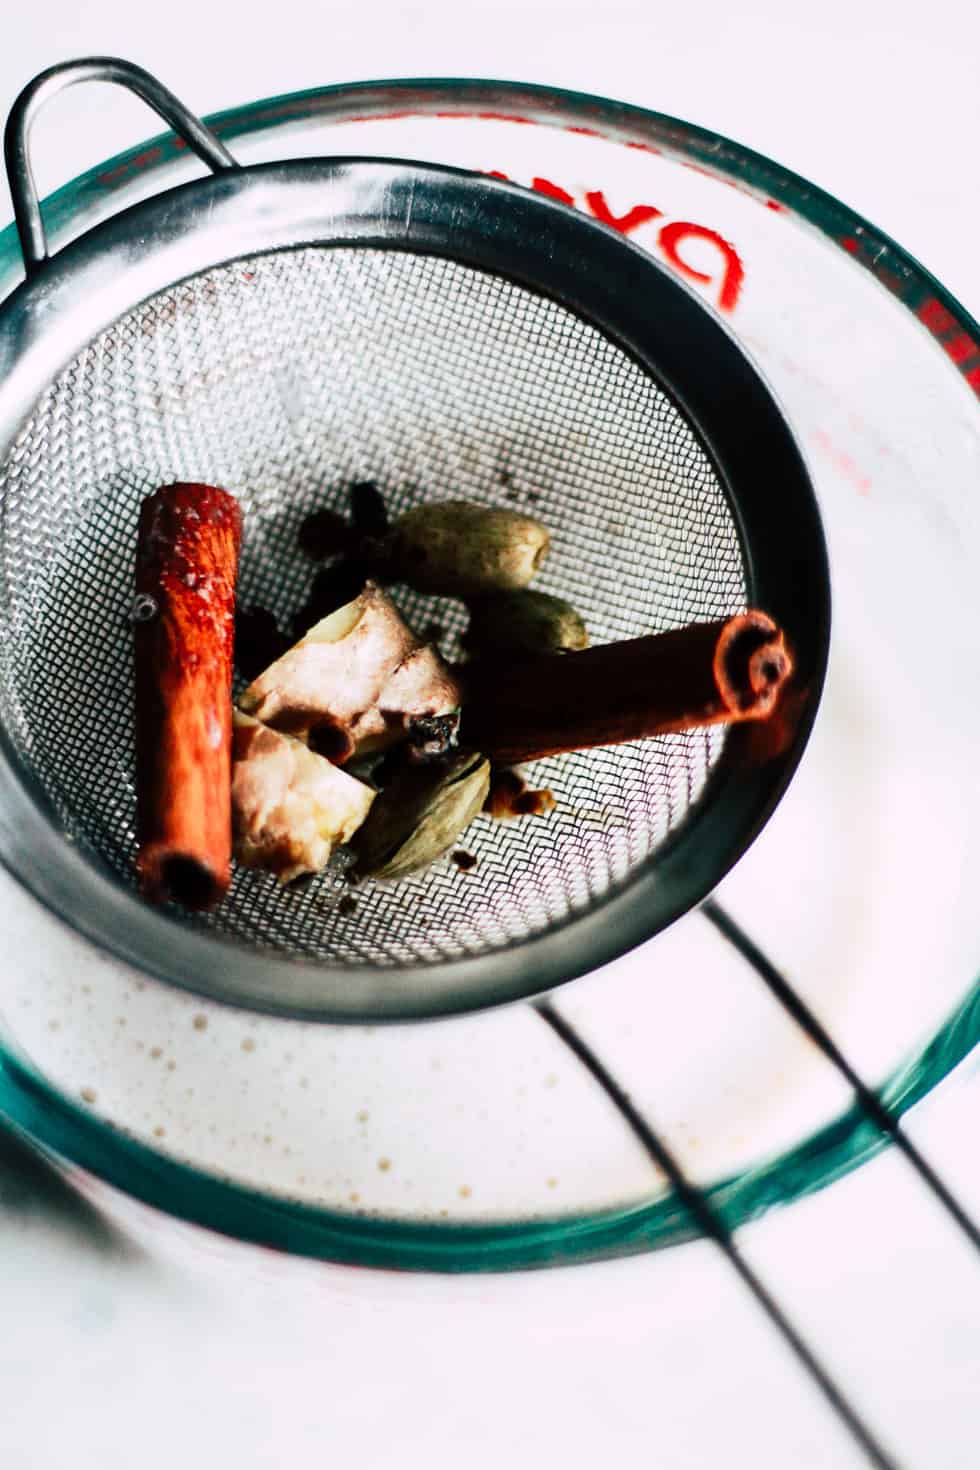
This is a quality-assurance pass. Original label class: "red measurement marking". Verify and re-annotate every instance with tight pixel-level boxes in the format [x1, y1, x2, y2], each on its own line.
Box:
[917, 298, 957, 334]
[840, 234, 912, 297]
[297, 102, 783, 215]
[96, 144, 162, 184]
[683, 160, 739, 194]
[475, 112, 534, 125]
[584, 190, 662, 234]
[916, 297, 980, 377]
[875, 265, 907, 296]
[765, 200, 784, 212]
[812, 427, 872, 497]
[658, 221, 744, 312]
[944, 333, 977, 366]
[966, 365, 980, 395]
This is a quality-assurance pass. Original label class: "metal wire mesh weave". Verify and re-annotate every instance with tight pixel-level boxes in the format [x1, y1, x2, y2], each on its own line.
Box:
[0, 245, 746, 965]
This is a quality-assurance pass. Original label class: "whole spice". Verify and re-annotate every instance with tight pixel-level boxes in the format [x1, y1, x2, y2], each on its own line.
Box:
[465, 589, 588, 658]
[462, 610, 794, 766]
[232, 712, 376, 883]
[407, 711, 461, 761]
[386, 500, 550, 596]
[240, 582, 462, 763]
[290, 560, 372, 640]
[349, 481, 390, 538]
[296, 507, 352, 561]
[484, 766, 556, 820]
[134, 483, 242, 909]
[353, 750, 491, 879]
[295, 482, 389, 595]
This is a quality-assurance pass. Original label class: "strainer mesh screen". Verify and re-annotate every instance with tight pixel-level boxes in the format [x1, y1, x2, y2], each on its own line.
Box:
[0, 246, 746, 966]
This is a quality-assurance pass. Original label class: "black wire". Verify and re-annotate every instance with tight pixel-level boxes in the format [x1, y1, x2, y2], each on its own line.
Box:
[702, 899, 980, 1257]
[534, 997, 901, 1470]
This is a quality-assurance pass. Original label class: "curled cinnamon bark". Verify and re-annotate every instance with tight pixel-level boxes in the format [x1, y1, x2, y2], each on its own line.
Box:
[134, 483, 242, 909]
[462, 610, 793, 766]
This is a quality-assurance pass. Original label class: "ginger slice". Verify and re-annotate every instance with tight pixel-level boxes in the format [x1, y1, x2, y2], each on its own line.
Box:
[238, 582, 461, 763]
[232, 712, 375, 884]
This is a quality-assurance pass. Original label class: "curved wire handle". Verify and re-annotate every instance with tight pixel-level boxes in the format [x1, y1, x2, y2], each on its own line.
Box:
[3, 56, 239, 276]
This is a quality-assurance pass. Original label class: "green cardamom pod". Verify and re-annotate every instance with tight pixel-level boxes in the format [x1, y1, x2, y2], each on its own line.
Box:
[387, 501, 550, 596]
[465, 589, 588, 657]
[353, 750, 490, 879]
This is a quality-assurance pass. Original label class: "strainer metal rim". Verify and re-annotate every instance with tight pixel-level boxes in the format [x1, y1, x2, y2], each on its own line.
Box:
[0, 153, 829, 1021]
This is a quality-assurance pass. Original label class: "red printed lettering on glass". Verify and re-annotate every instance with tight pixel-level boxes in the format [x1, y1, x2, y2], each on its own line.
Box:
[483, 168, 745, 313]
[658, 222, 744, 313]
[583, 191, 662, 235]
[531, 176, 576, 206]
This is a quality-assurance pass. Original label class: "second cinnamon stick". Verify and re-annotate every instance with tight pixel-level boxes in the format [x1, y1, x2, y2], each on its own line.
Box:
[462, 610, 793, 766]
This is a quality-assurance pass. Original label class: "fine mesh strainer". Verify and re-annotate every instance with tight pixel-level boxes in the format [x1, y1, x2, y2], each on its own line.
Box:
[0, 58, 829, 1020]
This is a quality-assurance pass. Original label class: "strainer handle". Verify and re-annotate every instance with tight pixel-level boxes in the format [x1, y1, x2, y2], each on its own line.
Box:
[3, 56, 239, 277]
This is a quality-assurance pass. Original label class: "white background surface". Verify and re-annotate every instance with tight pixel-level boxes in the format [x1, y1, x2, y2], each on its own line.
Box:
[1, 3, 979, 1467]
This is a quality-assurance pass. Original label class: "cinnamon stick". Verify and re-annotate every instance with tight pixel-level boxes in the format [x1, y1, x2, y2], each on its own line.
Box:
[134, 483, 242, 909]
[462, 610, 793, 766]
